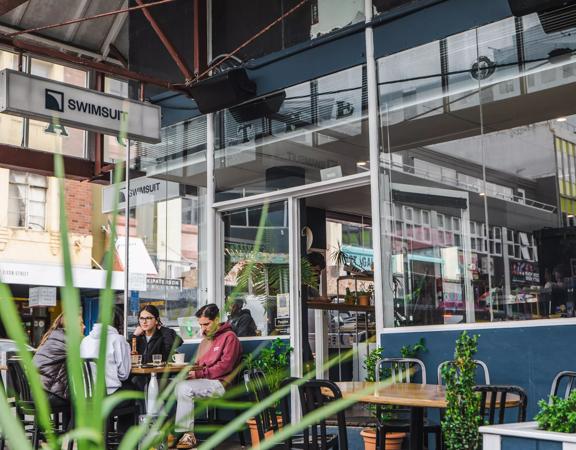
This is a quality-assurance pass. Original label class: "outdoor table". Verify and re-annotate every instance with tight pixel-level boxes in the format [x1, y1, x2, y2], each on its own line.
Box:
[332, 382, 522, 450]
[131, 363, 191, 415]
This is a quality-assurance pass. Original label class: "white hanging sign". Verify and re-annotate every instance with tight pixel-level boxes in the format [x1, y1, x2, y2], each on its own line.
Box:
[0, 69, 161, 143]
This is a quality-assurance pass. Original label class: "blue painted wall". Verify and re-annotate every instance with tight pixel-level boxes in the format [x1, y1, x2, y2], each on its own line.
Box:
[380, 323, 576, 419]
[501, 436, 562, 450]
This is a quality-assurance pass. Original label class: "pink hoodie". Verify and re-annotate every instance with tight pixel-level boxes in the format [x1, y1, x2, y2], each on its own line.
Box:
[194, 322, 242, 383]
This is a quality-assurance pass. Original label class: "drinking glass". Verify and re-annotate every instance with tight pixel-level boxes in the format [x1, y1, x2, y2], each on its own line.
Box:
[152, 354, 163, 366]
[131, 354, 142, 366]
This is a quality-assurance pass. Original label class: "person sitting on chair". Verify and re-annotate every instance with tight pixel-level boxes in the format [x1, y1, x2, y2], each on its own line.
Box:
[174, 303, 242, 449]
[227, 297, 257, 337]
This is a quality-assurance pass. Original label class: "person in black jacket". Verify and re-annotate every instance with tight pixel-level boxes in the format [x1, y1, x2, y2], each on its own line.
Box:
[131, 305, 182, 364]
[227, 298, 257, 337]
[33, 313, 84, 409]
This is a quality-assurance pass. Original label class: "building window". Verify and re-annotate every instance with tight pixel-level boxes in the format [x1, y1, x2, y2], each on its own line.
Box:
[8, 171, 48, 230]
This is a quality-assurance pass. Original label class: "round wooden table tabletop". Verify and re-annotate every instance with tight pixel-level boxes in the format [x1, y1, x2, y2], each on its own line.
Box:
[130, 363, 193, 375]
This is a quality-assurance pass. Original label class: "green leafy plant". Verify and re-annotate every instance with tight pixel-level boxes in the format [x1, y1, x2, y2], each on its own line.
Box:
[535, 391, 576, 433]
[441, 331, 483, 450]
[244, 338, 293, 394]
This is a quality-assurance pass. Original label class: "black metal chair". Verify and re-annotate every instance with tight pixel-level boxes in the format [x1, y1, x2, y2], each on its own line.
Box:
[67, 359, 139, 450]
[7, 359, 70, 449]
[473, 385, 527, 425]
[549, 371, 576, 400]
[374, 358, 441, 450]
[243, 369, 292, 449]
[296, 379, 348, 450]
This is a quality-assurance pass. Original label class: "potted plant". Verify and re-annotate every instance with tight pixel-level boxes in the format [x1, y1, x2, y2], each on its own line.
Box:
[244, 338, 293, 446]
[356, 285, 374, 306]
[344, 287, 356, 305]
[360, 339, 427, 450]
[536, 391, 576, 433]
[441, 331, 483, 450]
[479, 391, 576, 448]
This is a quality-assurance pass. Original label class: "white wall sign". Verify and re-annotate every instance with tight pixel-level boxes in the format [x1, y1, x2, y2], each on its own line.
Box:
[0, 69, 161, 143]
[102, 176, 181, 213]
[29, 286, 57, 307]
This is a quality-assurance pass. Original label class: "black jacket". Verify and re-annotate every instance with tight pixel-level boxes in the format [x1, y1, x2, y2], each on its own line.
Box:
[228, 309, 258, 337]
[132, 327, 182, 364]
[33, 328, 69, 400]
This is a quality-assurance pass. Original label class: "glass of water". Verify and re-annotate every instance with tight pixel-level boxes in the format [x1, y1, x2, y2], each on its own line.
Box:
[152, 354, 163, 366]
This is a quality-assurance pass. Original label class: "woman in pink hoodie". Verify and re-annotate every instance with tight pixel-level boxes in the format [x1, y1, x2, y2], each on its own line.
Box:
[175, 303, 242, 449]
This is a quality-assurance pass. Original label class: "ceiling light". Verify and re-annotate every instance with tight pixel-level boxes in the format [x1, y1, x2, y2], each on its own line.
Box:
[568, 214, 574, 218]
[356, 161, 367, 167]
[479, 192, 486, 196]
[557, 117, 568, 122]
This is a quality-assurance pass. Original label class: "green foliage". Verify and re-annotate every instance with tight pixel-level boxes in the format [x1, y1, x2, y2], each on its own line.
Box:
[244, 338, 293, 393]
[535, 391, 576, 433]
[441, 331, 483, 450]
[400, 337, 427, 358]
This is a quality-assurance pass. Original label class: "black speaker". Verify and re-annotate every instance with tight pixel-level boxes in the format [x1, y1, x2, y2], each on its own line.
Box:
[508, 0, 572, 16]
[187, 67, 257, 114]
[229, 91, 286, 123]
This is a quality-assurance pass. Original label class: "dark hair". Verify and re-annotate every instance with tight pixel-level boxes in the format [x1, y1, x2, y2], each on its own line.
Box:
[138, 305, 163, 327]
[196, 303, 219, 320]
[113, 308, 124, 334]
[306, 251, 326, 271]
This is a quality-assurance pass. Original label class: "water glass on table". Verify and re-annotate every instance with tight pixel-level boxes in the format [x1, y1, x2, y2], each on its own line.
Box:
[152, 354, 163, 366]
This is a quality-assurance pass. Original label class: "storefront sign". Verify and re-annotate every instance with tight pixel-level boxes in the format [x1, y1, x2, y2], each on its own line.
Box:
[102, 176, 181, 213]
[0, 262, 124, 290]
[342, 244, 374, 272]
[0, 69, 160, 143]
[29, 287, 57, 307]
[146, 277, 182, 291]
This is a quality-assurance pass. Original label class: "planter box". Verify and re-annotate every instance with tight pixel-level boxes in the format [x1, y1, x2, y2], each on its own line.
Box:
[480, 422, 576, 450]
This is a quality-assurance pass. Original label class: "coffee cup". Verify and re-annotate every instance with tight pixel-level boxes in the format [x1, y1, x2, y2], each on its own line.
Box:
[172, 353, 186, 364]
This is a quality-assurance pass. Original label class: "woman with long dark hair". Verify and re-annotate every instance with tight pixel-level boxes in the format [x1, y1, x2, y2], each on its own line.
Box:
[131, 305, 182, 364]
[33, 313, 85, 406]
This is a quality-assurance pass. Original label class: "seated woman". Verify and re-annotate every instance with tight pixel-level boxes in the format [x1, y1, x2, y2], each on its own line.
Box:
[131, 305, 183, 364]
[174, 304, 242, 449]
[33, 313, 84, 411]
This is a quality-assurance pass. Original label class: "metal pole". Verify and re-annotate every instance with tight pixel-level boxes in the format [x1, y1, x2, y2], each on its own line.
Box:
[206, 113, 215, 302]
[123, 140, 131, 337]
[365, 0, 389, 335]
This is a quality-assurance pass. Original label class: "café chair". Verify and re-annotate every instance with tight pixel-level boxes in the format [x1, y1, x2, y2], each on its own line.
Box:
[437, 360, 491, 385]
[7, 359, 70, 449]
[374, 358, 441, 450]
[473, 385, 527, 425]
[243, 369, 292, 449]
[67, 359, 139, 450]
[549, 371, 576, 400]
[296, 379, 348, 450]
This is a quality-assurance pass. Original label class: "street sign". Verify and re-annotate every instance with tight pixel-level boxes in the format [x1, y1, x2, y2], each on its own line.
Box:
[29, 286, 57, 307]
[0, 69, 161, 143]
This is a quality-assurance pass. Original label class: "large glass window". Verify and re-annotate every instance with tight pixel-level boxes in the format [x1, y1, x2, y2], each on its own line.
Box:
[124, 116, 208, 339]
[214, 65, 369, 202]
[223, 201, 290, 337]
[377, 8, 575, 327]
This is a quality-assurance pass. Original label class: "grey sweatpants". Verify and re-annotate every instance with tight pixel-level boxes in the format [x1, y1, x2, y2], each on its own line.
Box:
[175, 379, 225, 432]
